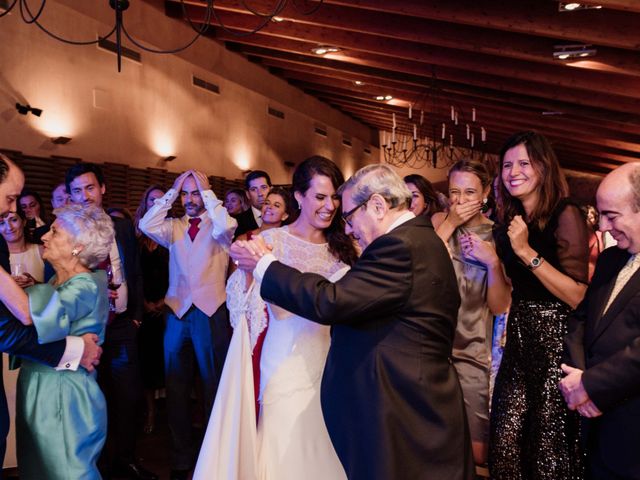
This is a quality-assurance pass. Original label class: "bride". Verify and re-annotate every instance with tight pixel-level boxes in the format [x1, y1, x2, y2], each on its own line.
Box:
[194, 156, 357, 480]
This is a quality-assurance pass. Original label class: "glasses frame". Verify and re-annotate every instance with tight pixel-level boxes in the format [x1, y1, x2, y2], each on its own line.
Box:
[342, 195, 371, 228]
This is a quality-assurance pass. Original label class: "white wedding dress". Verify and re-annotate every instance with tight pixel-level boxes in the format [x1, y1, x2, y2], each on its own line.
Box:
[194, 226, 348, 480]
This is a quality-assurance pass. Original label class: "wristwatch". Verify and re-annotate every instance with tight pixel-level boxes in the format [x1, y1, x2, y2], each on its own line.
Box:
[527, 254, 544, 270]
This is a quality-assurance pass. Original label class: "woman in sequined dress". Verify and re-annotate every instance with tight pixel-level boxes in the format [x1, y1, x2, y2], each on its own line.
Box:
[489, 131, 589, 480]
[431, 159, 511, 467]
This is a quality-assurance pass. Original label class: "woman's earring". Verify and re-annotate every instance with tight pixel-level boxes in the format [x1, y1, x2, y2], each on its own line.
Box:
[480, 198, 489, 214]
[71, 248, 79, 257]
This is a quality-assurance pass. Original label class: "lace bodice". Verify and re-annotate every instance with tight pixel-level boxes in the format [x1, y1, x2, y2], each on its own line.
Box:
[226, 226, 347, 403]
[226, 226, 345, 347]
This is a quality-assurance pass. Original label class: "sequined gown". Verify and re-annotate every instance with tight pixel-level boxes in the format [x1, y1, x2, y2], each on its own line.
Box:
[490, 200, 589, 480]
[448, 221, 495, 446]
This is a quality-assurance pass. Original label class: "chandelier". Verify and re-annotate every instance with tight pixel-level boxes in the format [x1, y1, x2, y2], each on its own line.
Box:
[0, 0, 323, 72]
[381, 79, 488, 169]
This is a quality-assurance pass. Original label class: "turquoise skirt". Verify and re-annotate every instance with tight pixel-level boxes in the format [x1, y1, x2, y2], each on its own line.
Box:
[16, 360, 107, 480]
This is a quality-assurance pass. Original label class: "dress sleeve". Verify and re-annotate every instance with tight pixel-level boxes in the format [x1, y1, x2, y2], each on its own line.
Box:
[27, 276, 98, 344]
[554, 203, 589, 284]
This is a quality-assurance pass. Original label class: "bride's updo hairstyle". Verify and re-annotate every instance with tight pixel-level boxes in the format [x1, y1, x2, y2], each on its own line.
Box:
[291, 156, 358, 266]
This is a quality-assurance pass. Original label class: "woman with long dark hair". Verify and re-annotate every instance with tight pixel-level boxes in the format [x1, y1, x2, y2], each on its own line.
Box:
[489, 131, 589, 479]
[403, 173, 441, 220]
[195, 156, 357, 480]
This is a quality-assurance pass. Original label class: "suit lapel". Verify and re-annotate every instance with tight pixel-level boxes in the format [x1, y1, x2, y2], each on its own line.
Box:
[588, 253, 639, 347]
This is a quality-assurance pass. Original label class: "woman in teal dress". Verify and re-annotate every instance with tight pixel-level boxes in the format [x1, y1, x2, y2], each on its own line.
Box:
[0, 204, 114, 479]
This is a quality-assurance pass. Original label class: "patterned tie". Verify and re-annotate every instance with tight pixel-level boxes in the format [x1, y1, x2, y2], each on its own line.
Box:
[188, 217, 202, 241]
[603, 253, 640, 314]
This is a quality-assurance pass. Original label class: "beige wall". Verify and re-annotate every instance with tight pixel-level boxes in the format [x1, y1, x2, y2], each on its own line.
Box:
[0, 1, 376, 184]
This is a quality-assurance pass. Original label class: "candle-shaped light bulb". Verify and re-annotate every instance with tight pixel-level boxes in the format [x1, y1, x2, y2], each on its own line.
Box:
[455, 112, 459, 125]
[413, 124, 417, 141]
[420, 110, 424, 125]
[472, 108, 476, 122]
[408, 105, 412, 119]
[392, 113, 397, 129]
[481, 127, 486, 142]
[449, 134, 453, 148]
[471, 133, 475, 148]
[466, 124, 470, 140]
[391, 129, 396, 144]
[441, 122, 446, 139]
[450, 105, 455, 121]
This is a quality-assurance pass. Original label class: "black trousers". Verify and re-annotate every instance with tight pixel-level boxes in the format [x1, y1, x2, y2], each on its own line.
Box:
[98, 313, 144, 467]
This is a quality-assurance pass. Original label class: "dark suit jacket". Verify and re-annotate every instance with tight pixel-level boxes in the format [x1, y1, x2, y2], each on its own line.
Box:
[564, 246, 640, 478]
[112, 216, 143, 322]
[0, 238, 65, 464]
[261, 215, 474, 480]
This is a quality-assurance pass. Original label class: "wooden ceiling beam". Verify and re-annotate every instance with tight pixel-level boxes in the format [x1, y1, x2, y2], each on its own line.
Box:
[317, 0, 640, 51]
[216, 30, 640, 99]
[281, 71, 640, 148]
[259, 57, 640, 131]
[224, 40, 640, 116]
[169, 0, 640, 77]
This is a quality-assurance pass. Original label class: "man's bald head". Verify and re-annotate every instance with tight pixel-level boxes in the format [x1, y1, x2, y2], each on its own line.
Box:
[597, 162, 640, 254]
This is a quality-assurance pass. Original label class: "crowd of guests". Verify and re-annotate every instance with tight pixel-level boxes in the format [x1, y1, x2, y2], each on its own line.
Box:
[0, 127, 637, 480]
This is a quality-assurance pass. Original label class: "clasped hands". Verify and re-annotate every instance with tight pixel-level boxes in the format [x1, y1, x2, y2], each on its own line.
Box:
[558, 364, 602, 418]
[229, 236, 273, 272]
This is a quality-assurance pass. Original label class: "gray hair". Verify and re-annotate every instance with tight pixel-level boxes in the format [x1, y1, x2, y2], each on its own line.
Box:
[53, 204, 115, 269]
[338, 164, 412, 210]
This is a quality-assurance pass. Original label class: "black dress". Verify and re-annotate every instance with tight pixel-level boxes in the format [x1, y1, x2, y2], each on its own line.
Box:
[138, 241, 169, 389]
[490, 199, 589, 480]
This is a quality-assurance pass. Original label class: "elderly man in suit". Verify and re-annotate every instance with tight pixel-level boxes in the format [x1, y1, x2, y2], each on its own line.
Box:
[0, 154, 101, 470]
[231, 164, 474, 480]
[561, 162, 640, 480]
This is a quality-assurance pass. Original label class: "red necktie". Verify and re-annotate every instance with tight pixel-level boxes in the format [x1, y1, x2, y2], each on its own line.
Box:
[188, 217, 202, 241]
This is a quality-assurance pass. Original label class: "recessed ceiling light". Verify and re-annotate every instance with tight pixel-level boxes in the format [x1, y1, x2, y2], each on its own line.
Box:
[384, 95, 393, 101]
[271, 16, 285, 22]
[558, 2, 602, 11]
[311, 45, 341, 55]
[375, 95, 385, 101]
[354, 80, 365, 86]
[553, 44, 597, 60]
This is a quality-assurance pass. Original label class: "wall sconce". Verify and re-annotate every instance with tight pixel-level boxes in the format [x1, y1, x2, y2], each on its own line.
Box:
[51, 136, 72, 145]
[15, 102, 43, 117]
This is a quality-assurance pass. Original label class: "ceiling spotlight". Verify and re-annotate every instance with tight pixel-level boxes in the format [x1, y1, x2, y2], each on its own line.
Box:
[384, 95, 393, 101]
[51, 136, 72, 145]
[353, 80, 365, 86]
[15, 102, 42, 117]
[553, 44, 597, 60]
[558, 2, 603, 11]
[311, 45, 341, 55]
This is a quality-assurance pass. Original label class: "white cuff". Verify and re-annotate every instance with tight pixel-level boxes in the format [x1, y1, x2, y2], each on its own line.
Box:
[254, 253, 277, 283]
[54, 336, 83, 371]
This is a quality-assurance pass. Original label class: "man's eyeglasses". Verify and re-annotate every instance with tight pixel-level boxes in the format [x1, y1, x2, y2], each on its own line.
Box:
[342, 196, 371, 228]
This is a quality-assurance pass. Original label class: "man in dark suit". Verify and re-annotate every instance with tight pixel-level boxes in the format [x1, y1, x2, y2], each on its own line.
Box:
[66, 163, 156, 480]
[231, 164, 474, 480]
[561, 162, 640, 480]
[0, 154, 102, 470]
